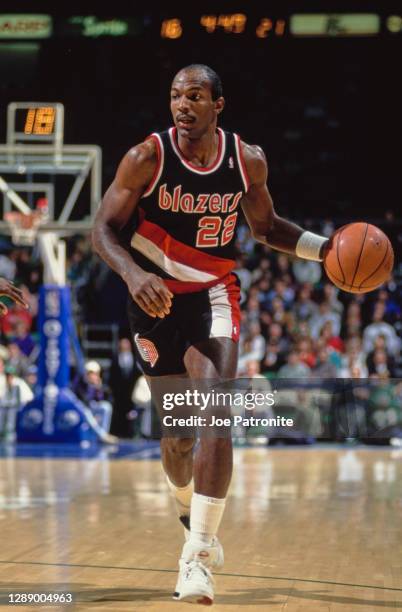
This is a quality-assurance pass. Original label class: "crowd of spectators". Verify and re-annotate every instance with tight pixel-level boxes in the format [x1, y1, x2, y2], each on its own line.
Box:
[0, 217, 401, 440]
[235, 222, 402, 382]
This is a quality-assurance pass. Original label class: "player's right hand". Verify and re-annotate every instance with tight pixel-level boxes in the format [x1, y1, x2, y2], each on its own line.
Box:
[128, 272, 173, 318]
[0, 278, 29, 315]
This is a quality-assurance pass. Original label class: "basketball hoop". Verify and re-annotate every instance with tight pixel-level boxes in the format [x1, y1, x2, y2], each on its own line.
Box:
[4, 210, 45, 246]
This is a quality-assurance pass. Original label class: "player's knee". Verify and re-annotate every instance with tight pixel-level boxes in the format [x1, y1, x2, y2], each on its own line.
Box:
[199, 437, 232, 452]
[162, 437, 195, 456]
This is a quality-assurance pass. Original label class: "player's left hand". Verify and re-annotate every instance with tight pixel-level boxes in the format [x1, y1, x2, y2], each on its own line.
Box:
[0, 278, 29, 315]
[320, 238, 331, 261]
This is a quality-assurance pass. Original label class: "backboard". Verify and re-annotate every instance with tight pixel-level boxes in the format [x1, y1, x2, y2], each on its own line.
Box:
[0, 102, 101, 236]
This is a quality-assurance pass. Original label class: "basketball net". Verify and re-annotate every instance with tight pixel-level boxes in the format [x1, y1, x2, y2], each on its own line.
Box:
[4, 205, 66, 286]
[4, 210, 45, 247]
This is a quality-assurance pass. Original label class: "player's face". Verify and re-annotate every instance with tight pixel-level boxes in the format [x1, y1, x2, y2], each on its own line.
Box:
[170, 72, 224, 138]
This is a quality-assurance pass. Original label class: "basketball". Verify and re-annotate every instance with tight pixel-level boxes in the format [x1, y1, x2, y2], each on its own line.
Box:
[323, 223, 394, 294]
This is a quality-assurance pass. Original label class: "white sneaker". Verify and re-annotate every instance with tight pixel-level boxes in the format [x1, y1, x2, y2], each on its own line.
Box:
[180, 516, 224, 568]
[173, 541, 217, 605]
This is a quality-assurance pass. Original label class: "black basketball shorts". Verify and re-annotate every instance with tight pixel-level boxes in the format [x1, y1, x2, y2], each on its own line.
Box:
[127, 273, 240, 377]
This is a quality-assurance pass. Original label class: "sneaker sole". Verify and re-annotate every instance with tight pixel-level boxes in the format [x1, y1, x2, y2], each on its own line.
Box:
[173, 592, 213, 605]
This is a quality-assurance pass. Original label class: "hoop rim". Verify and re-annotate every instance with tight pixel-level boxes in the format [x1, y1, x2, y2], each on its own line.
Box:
[4, 210, 44, 245]
[4, 210, 42, 226]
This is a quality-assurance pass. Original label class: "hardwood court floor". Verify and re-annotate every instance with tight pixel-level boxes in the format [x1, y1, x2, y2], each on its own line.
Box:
[0, 446, 402, 611]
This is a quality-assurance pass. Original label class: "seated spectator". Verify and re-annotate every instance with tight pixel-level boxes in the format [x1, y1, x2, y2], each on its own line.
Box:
[20, 285, 38, 321]
[343, 312, 363, 339]
[257, 278, 271, 311]
[310, 302, 341, 340]
[1, 302, 33, 338]
[238, 321, 266, 375]
[290, 320, 312, 343]
[322, 283, 344, 317]
[346, 302, 362, 321]
[339, 347, 368, 377]
[363, 303, 401, 358]
[319, 320, 344, 353]
[367, 377, 402, 440]
[367, 349, 395, 378]
[25, 268, 41, 294]
[312, 347, 338, 378]
[261, 341, 287, 375]
[0, 365, 21, 442]
[274, 253, 291, 277]
[0, 358, 34, 414]
[234, 254, 252, 295]
[259, 310, 272, 335]
[244, 359, 266, 379]
[250, 257, 272, 284]
[268, 279, 295, 309]
[292, 258, 321, 285]
[294, 284, 318, 322]
[10, 320, 36, 358]
[376, 288, 401, 323]
[0, 356, 5, 397]
[269, 322, 290, 353]
[245, 296, 261, 325]
[339, 337, 367, 378]
[25, 365, 39, 393]
[75, 360, 114, 435]
[339, 359, 366, 378]
[297, 338, 317, 369]
[235, 223, 255, 257]
[0, 253, 16, 281]
[278, 351, 311, 378]
[5, 342, 30, 378]
[247, 322, 266, 361]
[270, 296, 287, 324]
[0, 344, 9, 363]
[109, 337, 138, 437]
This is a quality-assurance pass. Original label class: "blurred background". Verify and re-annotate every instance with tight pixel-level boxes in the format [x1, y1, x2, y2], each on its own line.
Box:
[0, 1, 401, 442]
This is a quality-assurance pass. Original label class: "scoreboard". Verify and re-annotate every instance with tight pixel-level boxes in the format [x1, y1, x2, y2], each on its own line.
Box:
[0, 13, 401, 40]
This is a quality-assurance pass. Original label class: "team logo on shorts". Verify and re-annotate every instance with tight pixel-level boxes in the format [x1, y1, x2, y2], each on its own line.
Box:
[134, 334, 159, 367]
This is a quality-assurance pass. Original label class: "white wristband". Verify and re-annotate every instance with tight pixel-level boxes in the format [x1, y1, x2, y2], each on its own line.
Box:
[295, 231, 328, 262]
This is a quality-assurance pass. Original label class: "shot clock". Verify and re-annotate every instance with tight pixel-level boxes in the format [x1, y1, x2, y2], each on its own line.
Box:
[7, 102, 64, 147]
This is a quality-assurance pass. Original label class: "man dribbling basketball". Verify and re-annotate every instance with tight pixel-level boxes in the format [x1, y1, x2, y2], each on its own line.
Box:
[92, 64, 330, 605]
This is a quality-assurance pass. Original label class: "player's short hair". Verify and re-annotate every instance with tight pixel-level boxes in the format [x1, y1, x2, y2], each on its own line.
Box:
[178, 64, 223, 100]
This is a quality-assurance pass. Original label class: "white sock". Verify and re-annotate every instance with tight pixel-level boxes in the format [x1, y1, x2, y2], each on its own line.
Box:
[166, 475, 194, 521]
[189, 492, 226, 546]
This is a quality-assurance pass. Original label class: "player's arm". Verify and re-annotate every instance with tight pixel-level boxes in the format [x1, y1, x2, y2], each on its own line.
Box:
[0, 278, 29, 315]
[92, 140, 173, 318]
[240, 142, 328, 261]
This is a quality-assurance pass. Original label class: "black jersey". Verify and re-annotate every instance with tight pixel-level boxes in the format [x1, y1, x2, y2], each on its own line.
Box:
[130, 127, 250, 293]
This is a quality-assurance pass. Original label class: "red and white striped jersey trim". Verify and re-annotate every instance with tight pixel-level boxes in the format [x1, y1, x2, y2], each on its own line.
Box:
[234, 134, 250, 193]
[142, 133, 164, 198]
[131, 218, 235, 283]
[132, 233, 217, 283]
[169, 127, 226, 175]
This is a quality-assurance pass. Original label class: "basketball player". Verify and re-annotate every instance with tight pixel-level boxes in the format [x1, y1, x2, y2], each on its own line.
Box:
[92, 64, 329, 605]
[0, 278, 28, 315]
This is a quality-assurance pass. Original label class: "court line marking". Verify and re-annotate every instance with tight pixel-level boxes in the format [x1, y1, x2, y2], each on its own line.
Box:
[0, 560, 400, 593]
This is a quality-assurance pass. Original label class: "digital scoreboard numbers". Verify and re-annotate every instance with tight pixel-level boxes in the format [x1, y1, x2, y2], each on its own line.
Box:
[23, 107, 55, 135]
[160, 13, 382, 39]
[8, 102, 64, 146]
[200, 14, 247, 34]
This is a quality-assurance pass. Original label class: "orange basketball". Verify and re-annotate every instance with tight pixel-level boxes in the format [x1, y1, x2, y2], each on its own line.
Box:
[323, 223, 394, 294]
